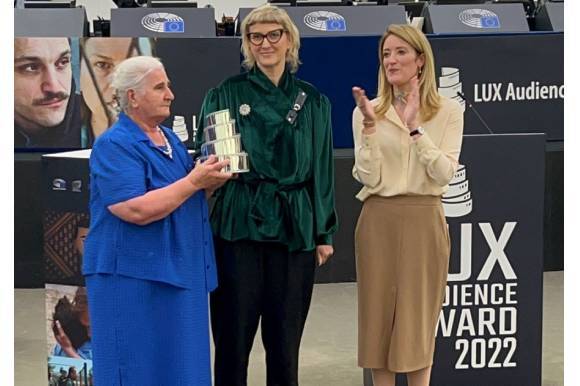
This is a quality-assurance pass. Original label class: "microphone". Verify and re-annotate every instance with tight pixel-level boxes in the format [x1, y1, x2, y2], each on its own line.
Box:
[456, 91, 494, 135]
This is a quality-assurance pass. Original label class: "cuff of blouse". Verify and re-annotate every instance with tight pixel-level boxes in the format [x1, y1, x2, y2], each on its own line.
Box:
[362, 131, 378, 148]
[316, 234, 333, 246]
[412, 131, 435, 150]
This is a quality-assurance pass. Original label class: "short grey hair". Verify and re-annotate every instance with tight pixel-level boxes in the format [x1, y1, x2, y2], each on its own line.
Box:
[111, 56, 164, 112]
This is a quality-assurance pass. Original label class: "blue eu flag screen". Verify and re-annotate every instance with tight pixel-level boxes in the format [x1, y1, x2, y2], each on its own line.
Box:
[163, 21, 185, 33]
[326, 19, 346, 31]
[481, 16, 500, 28]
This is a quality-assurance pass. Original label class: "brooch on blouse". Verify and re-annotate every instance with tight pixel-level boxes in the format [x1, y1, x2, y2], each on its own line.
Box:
[239, 104, 251, 116]
[286, 90, 308, 124]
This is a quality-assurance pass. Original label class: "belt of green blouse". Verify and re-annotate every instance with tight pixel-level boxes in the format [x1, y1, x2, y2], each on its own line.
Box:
[234, 177, 311, 250]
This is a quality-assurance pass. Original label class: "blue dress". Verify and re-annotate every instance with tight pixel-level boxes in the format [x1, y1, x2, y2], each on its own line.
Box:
[83, 113, 217, 386]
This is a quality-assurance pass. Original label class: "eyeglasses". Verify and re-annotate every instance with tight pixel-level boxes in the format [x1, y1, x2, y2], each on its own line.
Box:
[247, 29, 286, 46]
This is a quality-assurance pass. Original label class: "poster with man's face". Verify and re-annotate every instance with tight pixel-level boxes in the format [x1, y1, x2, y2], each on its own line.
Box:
[14, 38, 82, 149]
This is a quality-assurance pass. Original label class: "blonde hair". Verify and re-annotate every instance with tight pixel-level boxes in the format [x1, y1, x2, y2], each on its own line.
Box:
[240, 4, 301, 73]
[375, 24, 441, 121]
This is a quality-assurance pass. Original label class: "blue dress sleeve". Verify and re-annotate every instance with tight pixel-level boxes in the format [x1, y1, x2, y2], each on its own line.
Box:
[90, 137, 148, 207]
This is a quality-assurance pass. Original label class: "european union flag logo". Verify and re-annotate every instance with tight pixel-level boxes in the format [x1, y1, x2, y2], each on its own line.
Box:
[325, 19, 346, 31]
[163, 21, 185, 33]
[480, 16, 500, 28]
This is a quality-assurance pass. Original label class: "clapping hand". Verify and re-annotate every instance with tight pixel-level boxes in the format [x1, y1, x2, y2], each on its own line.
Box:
[352, 87, 376, 134]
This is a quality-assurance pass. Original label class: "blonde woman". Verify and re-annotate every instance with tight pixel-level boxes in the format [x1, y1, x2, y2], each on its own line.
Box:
[197, 4, 337, 386]
[352, 24, 463, 386]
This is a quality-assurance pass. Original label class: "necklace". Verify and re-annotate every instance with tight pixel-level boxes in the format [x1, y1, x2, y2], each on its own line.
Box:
[157, 127, 173, 159]
[394, 91, 407, 105]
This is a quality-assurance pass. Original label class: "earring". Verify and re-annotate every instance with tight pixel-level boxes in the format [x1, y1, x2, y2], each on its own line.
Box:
[418, 67, 422, 75]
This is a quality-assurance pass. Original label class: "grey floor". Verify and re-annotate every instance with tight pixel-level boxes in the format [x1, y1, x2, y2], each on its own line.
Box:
[15, 271, 563, 386]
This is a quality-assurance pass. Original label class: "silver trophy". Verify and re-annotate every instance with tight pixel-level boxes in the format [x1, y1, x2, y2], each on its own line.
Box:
[200, 109, 249, 173]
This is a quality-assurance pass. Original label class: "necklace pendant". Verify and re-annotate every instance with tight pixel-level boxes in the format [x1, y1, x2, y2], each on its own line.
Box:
[157, 127, 173, 159]
[394, 93, 407, 105]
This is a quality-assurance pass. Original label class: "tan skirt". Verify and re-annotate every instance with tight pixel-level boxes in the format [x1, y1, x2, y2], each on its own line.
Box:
[355, 195, 450, 373]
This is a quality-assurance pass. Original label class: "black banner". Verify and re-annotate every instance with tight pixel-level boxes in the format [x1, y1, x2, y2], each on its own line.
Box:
[42, 153, 90, 286]
[432, 134, 545, 386]
[430, 34, 563, 141]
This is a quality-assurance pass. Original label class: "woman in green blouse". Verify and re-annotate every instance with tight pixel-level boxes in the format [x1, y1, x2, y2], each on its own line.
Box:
[196, 4, 338, 386]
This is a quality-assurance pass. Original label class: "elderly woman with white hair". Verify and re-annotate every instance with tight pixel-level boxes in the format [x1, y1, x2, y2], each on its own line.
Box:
[82, 56, 232, 386]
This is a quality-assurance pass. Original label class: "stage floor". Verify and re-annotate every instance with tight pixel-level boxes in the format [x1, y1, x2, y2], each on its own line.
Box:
[15, 271, 563, 386]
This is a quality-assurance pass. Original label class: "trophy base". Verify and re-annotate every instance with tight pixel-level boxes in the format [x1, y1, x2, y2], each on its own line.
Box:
[201, 153, 249, 173]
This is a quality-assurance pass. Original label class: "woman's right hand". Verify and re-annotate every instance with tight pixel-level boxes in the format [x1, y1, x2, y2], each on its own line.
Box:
[187, 155, 233, 192]
[53, 320, 81, 359]
[352, 87, 376, 134]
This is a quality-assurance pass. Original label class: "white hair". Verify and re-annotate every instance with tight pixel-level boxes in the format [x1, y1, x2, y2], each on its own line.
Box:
[111, 56, 164, 112]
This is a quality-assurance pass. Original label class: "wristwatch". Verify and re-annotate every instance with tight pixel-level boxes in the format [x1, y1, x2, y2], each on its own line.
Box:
[409, 126, 425, 137]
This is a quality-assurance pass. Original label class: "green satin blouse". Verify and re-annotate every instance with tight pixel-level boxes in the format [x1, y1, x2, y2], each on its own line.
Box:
[196, 66, 338, 252]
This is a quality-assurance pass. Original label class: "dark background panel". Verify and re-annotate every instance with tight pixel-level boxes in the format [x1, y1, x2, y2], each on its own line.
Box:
[298, 35, 380, 150]
[431, 134, 545, 386]
[430, 34, 563, 141]
[298, 34, 564, 149]
[41, 155, 90, 286]
[15, 153, 45, 288]
[314, 150, 360, 283]
[544, 146, 563, 271]
[42, 155, 91, 213]
[154, 37, 242, 147]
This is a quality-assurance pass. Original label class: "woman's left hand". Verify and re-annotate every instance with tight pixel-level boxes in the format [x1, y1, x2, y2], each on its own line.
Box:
[403, 76, 421, 130]
[316, 245, 334, 266]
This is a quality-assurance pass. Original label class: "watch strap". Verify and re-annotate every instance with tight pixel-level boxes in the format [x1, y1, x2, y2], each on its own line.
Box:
[409, 126, 424, 137]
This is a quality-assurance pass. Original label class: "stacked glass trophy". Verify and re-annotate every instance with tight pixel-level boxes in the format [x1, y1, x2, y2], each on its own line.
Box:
[200, 109, 250, 173]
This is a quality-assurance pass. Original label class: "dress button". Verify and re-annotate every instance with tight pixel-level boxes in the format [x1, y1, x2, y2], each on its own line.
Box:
[206, 265, 210, 270]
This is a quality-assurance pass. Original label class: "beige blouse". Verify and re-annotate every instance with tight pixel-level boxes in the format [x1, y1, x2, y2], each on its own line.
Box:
[352, 95, 464, 202]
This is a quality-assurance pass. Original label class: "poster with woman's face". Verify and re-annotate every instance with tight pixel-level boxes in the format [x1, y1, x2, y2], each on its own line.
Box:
[79, 38, 153, 147]
[78, 37, 242, 149]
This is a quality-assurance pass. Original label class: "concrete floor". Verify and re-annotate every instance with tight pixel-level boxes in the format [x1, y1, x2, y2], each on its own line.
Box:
[15, 271, 563, 386]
